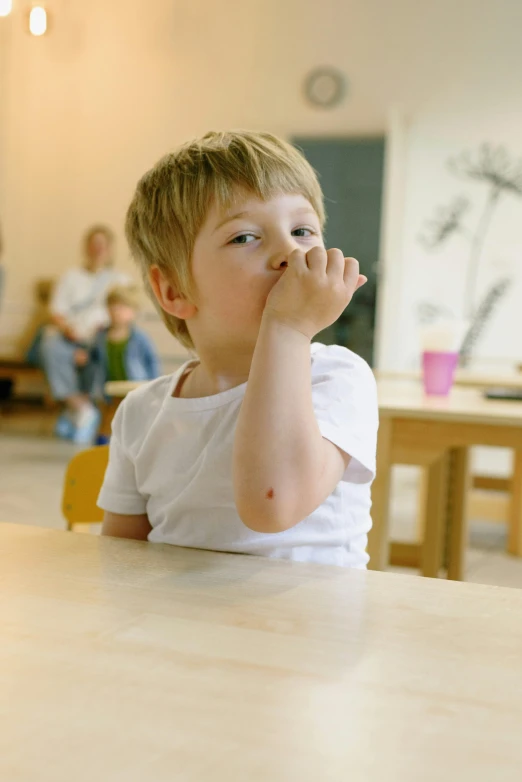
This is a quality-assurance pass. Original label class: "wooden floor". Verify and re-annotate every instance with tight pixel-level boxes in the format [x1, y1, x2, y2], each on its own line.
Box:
[2, 432, 522, 588]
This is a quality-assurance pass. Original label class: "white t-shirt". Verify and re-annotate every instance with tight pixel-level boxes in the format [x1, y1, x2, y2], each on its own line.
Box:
[98, 343, 379, 568]
[51, 267, 129, 342]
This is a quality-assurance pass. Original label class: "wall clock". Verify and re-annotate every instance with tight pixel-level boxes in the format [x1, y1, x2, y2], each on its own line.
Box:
[304, 67, 347, 109]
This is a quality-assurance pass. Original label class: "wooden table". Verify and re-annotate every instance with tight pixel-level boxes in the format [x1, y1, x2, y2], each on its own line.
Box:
[107, 370, 522, 400]
[104, 380, 146, 397]
[3, 523, 522, 781]
[375, 369, 522, 495]
[99, 381, 144, 437]
[375, 368, 522, 389]
[369, 381, 522, 578]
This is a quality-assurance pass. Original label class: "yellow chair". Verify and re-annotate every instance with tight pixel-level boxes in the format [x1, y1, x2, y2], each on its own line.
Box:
[62, 445, 109, 530]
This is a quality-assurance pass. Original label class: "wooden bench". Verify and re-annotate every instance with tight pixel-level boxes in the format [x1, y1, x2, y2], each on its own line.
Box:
[0, 359, 57, 435]
[0, 359, 48, 400]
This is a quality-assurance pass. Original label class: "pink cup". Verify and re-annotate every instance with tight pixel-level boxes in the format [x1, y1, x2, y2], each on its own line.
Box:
[422, 351, 459, 396]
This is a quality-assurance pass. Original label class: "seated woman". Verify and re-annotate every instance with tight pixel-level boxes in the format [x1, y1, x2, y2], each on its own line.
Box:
[40, 224, 129, 443]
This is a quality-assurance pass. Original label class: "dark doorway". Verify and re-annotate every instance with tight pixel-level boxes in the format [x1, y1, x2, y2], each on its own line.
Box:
[292, 137, 385, 365]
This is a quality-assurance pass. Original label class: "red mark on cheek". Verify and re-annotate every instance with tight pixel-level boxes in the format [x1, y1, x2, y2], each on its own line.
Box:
[266, 488, 275, 499]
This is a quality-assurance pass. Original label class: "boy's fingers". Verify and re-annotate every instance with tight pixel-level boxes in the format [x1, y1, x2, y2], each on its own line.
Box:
[306, 245, 328, 274]
[325, 248, 345, 277]
[287, 247, 308, 272]
[356, 275, 367, 290]
[343, 257, 360, 286]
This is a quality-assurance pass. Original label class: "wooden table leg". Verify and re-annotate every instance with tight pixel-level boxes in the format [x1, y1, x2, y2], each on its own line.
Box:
[368, 417, 393, 571]
[421, 454, 450, 578]
[416, 468, 428, 542]
[99, 399, 120, 438]
[508, 449, 522, 556]
[446, 447, 470, 581]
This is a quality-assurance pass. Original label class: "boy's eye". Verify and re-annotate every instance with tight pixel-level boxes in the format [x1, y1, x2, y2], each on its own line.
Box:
[229, 226, 317, 245]
[229, 233, 257, 245]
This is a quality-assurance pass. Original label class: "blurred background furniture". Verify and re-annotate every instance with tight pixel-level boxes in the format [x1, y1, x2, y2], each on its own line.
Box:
[369, 380, 522, 579]
[375, 366, 522, 543]
[0, 278, 54, 420]
[61, 445, 109, 530]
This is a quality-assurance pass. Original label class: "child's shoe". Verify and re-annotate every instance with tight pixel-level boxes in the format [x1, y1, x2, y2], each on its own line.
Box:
[73, 404, 101, 445]
[54, 412, 75, 440]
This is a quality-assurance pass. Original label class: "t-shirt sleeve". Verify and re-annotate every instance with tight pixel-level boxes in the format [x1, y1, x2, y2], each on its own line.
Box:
[50, 271, 74, 317]
[311, 344, 378, 484]
[97, 400, 148, 515]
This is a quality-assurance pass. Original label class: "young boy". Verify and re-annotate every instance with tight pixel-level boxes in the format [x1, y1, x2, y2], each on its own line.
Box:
[98, 131, 379, 568]
[92, 284, 161, 387]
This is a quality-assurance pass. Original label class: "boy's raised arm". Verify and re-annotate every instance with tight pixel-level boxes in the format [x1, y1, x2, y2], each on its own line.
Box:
[233, 248, 365, 533]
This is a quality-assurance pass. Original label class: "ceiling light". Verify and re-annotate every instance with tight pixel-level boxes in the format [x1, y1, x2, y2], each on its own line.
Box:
[0, 0, 13, 18]
[29, 5, 47, 36]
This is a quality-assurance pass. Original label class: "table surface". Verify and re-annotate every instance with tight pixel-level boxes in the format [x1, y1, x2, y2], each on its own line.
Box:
[376, 368, 522, 389]
[377, 379, 522, 426]
[2, 523, 522, 782]
[107, 377, 522, 427]
[105, 379, 144, 397]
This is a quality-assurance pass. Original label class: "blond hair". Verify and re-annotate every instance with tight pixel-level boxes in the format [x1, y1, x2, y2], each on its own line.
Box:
[125, 130, 325, 351]
[106, 284, 141, 311]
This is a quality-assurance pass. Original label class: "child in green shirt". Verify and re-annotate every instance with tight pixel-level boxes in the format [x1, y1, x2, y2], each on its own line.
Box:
[92, 285, 161, 386]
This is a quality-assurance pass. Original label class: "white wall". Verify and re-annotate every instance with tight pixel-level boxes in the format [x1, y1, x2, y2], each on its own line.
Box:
[385, 88, 522, 370]
[1, 0, 522, 364]
[376, 1, 522, 369]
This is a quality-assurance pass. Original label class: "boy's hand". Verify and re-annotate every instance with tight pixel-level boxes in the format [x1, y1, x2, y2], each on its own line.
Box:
[74, 348, 89, 367]
[264, 247, 367, 340]
[62, 325, 80, 343]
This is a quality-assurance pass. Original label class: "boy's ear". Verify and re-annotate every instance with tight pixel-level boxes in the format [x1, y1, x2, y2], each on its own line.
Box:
[149, 266, 197, 320]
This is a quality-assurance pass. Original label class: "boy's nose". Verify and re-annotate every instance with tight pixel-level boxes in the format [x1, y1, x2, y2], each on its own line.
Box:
[273, 255, 288, 270]
[269, 238, 298, 270]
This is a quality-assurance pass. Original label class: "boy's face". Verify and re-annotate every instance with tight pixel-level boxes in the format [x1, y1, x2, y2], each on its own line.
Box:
[190, 191, 324, 347]
[108, 302, 135, 328]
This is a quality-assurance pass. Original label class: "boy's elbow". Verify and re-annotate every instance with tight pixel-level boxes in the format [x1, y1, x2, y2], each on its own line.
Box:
[235, 494, 300, 534]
